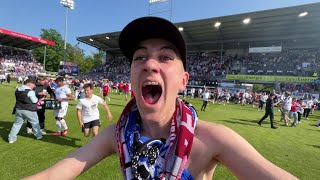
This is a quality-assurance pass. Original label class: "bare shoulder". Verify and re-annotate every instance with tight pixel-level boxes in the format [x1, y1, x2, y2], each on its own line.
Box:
[194, 120, 242, 157]
[194, 120, 298, 180]
[186, 121, 240, 179]
[196, 120, 232, 135]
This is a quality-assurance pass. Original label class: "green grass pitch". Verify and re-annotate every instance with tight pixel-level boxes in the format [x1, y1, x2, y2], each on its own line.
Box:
[0, 83, 319, 179]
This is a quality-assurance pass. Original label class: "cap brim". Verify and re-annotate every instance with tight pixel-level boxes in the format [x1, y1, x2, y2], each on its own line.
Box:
[119, 16, 186, 70]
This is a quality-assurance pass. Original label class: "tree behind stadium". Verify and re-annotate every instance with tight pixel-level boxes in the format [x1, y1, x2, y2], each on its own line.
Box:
[32, 28, 103, 73]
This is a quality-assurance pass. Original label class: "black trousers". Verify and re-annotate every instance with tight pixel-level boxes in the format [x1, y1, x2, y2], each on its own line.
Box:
[27, 108, 45, 129]
[259, 110, 274, 128]
[303, 108, 311, 118]
[297, 112, 301, 122]
[201, 100, 208, 111]
[258, 100, 264, 109]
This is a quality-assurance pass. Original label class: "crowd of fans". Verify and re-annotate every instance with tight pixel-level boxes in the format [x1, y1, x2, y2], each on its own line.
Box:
[1, 45, 320, 92]
[85, 57, 130, 82]
[0, 46, 42, 78]
[0, 46, 33, 62]
[83, 52, 319, 84]
[280, 82, 317, 93]
[240, 52, 319, 76]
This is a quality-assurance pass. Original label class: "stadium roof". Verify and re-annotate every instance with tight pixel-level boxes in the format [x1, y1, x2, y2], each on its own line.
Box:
[77, 2, 320, 56]
[0, 28, 55, 50]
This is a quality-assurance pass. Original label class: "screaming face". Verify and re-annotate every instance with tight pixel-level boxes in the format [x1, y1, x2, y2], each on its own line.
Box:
[130, 38, 189, 123]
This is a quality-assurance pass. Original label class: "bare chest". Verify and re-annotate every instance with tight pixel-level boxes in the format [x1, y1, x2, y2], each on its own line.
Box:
[185, 138, 218, 180]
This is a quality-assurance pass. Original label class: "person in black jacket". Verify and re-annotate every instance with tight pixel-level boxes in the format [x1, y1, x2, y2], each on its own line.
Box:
[6, 73, 11, 84]
[258, 93, 278, 129]
[26, 76, 55, 135]
[8, 79, 43, 143]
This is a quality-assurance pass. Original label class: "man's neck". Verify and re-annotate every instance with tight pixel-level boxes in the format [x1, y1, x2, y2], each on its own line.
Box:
[86, 94, 93, 99]
[25, 84, 33, 89]
[140, 117, 172, 139]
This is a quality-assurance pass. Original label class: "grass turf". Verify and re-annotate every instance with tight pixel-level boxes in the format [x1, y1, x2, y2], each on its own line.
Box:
[0, 83, 319, 179]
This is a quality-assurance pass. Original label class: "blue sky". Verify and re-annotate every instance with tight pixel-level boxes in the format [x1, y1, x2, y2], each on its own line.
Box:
[1, 0, 319, 55]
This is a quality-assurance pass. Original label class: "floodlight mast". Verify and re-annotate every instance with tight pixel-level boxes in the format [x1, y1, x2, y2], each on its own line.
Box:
[60, 0, 75, 63]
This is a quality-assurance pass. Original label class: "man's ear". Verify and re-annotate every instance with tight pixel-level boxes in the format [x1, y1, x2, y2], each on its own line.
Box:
[179, 72, 189, 91]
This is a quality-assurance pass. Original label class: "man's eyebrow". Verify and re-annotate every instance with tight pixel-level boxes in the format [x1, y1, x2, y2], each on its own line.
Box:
[160, 45, 178, 54]
[135, 46, 146, 51]
[134, 45, 178, 54]
[160, 45, 176, 51]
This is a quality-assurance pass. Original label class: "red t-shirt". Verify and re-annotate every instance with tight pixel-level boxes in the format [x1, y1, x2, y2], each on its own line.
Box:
[124, 84, 129, 92]
[102, 85, 109, 94]
[118, 83, 123, 90]
[290, 101, 299, 112]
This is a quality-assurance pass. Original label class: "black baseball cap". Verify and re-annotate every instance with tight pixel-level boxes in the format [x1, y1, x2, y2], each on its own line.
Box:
[24, 78, 36, 84]
[119, 16, 186, 70]
[55, 77, 64, 82]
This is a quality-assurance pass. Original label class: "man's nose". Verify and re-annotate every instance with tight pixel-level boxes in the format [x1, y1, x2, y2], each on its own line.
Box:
[143, 58, 160, 73]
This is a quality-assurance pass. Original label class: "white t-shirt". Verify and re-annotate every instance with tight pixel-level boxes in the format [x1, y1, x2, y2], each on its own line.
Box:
[306, 99, 313, 109]
[202, 92, 210, 101]
[79, 83, 84, 92]
[55, 85, 72, 105]
[283, 96, 292, 110]
[76, 95, 105, 123]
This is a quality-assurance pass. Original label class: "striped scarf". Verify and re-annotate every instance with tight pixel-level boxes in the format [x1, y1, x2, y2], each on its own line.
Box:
[116, 97, 197, 180]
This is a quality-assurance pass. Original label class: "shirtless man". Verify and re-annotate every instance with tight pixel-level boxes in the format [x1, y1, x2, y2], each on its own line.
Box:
[25, 17, 297, 180]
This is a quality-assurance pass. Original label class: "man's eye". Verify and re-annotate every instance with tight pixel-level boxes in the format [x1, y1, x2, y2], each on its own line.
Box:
[160, 56, 173, 61]
[133, 56, 147, 61]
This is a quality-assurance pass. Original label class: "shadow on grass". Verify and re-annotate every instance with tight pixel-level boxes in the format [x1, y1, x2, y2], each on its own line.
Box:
[220, 119, 269, 128]
[309, 124, 318, 127]
[235, 118, 261, 124]
[307, 144, 320, 149]
[243, 108, 262, 112]
[0, 120, 81, 147]
[107, 103, 125, 107]
[306, 128, 320, 132]
[108, 97, 126, 101]
[237, 117, 284, 125]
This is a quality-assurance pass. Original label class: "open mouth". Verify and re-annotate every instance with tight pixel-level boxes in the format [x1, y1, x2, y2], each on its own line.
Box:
[142, 82, 162, 104]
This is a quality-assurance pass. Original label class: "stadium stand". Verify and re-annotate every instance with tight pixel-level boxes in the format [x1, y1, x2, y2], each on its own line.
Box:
[0, 28, 54, 79]
[0, 46, 43, 77]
